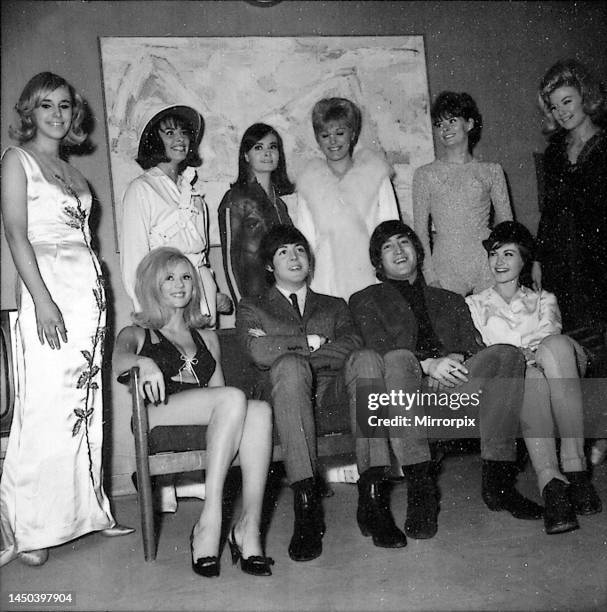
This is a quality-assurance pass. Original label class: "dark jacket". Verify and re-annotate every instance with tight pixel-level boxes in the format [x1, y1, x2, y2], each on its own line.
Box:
[218, 181, 292, 303]
[348, 280, 482, 359]
[535, 129, 607, 329]
[236, 285, 362, 372]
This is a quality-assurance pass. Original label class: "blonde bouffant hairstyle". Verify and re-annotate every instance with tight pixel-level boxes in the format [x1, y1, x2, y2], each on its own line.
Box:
[10, 72, 87, 147]
[538, 59, 607, 135]
[132, 247, 210, 330]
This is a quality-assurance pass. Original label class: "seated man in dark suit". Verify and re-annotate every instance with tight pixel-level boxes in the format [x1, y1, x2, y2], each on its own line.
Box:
[349, 220, 543, 539]
[236, 224, 408, 562]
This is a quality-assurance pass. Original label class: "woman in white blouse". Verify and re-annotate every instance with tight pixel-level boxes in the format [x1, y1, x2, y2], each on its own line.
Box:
[466, 221, 601, 535]
[121, 105, 230, 326]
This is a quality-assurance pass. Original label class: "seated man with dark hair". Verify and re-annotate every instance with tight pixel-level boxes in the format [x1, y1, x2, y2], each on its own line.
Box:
[349, 220, 543, 540]
[236, 224, 408, 561]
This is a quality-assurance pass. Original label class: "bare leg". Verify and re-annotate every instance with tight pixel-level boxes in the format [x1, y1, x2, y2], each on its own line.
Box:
[149, 386, 247, 559]
[232, 400, 273, 559]
[521, 364, 567, 493]
[535, 335, 586, 473]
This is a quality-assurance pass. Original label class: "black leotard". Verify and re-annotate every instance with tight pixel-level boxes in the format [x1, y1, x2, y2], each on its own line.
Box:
[138, 327, 216, 396]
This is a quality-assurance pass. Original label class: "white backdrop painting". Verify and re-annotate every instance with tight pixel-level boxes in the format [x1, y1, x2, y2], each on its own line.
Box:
[99, 36, 434, 249]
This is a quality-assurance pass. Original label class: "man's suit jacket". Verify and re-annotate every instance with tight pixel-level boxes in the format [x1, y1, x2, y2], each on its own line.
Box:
[236, 285, 363, 372]
[348, 281, 482, 359]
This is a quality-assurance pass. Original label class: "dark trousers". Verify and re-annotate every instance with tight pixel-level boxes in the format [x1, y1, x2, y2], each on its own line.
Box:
[262, 351, 371, 484]
[350, 344, 526, 473]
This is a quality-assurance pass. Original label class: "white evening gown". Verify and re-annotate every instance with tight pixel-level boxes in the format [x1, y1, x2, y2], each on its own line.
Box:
[0, 147, 114, 560]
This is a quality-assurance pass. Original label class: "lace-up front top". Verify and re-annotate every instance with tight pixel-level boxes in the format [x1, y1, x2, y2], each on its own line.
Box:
[139, 328, 216, 392]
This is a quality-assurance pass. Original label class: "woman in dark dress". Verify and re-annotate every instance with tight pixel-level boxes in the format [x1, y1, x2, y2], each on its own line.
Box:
[113, 247, 274, 577]
[533, 59, 607, 331]
[218, 123, 294, 303]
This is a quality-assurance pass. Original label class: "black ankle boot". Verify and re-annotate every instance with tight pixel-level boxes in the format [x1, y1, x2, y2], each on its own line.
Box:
[564, 471, 602, 515]
[313, 474, 328, 537]
[402, 461, 439, 539]
[542, 479, 579, 535]
[357, 468, 407, 548]
[288, 478, 322, 562]
[481, 460, 543, 520]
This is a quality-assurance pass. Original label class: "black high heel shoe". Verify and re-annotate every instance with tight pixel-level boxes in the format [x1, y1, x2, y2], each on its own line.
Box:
[190, 527, 220, 578]
[227, 527, 274, 576]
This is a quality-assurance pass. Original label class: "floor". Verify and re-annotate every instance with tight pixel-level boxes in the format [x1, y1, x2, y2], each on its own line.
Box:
[2, 452, 606, 612]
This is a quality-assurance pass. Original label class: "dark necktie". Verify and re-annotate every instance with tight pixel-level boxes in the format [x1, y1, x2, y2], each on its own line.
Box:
[289, 293, 302, 318]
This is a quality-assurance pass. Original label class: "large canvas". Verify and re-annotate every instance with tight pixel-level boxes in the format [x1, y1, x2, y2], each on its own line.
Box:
[99, 36, 434, 249]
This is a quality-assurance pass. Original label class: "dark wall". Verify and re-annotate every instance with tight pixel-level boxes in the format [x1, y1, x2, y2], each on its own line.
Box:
[2, 0, 605, 490]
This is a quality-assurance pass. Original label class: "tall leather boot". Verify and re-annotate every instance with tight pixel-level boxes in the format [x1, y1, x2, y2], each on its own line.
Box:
[289, 478, 323, 562]
[357, 467, 407, 548]
[563, 471, 602, 515]
[402, 461, 439, 539]
[481, 460, 543, 520]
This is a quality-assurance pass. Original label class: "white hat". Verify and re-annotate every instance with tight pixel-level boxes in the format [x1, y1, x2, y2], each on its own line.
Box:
[136, 104, 204, 160]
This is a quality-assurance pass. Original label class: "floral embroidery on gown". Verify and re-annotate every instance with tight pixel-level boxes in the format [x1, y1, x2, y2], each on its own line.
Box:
[0, 147, 114, 560]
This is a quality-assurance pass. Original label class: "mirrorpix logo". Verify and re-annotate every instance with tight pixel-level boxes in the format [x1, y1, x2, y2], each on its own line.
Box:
[355, 379, 480, 439]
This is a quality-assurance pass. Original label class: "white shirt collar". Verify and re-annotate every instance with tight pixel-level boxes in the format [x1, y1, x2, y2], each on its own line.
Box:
[275, 283, 307, 314]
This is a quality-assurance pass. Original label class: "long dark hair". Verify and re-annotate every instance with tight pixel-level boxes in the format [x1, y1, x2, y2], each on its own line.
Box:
[232, 123, 294, 196]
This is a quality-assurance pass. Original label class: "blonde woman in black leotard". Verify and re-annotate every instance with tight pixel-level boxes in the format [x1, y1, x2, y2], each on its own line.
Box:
[113, 247, 273, 578]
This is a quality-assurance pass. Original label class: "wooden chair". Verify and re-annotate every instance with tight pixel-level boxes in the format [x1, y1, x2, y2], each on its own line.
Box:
[129, 346, 354, 561]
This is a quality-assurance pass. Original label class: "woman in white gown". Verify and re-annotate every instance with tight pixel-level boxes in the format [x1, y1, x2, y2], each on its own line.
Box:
[0, 72, 132, 568]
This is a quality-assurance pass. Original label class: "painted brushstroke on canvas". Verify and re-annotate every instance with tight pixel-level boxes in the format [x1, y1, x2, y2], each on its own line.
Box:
[99, 36, 434, 249]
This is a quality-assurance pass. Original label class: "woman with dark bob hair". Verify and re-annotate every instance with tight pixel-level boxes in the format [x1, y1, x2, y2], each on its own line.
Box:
[296, 97, 401, 300]
[532, 59, 607, 332]
[121, 105, 230, 328]
[218, 122, 294, 303]
[1, 72, 132, 569]
[113, 247, 274, 577]
[467, 221, 602, 536]
[413, 91, 513, 296]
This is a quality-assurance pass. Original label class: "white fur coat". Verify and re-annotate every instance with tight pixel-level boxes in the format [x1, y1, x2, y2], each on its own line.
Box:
[296, 148, 400, 300]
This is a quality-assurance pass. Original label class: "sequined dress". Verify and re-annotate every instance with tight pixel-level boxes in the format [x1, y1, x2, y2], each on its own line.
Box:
[0, 147, 114, 558]
[413, 159, 513, 296]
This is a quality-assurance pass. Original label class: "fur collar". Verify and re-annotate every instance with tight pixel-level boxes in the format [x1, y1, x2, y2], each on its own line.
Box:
[296, 148, 392, 206]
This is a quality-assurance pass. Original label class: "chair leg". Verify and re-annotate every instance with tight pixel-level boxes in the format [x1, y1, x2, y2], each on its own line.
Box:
[136, 460, 156, 561]
[131, 367, 157, 561]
